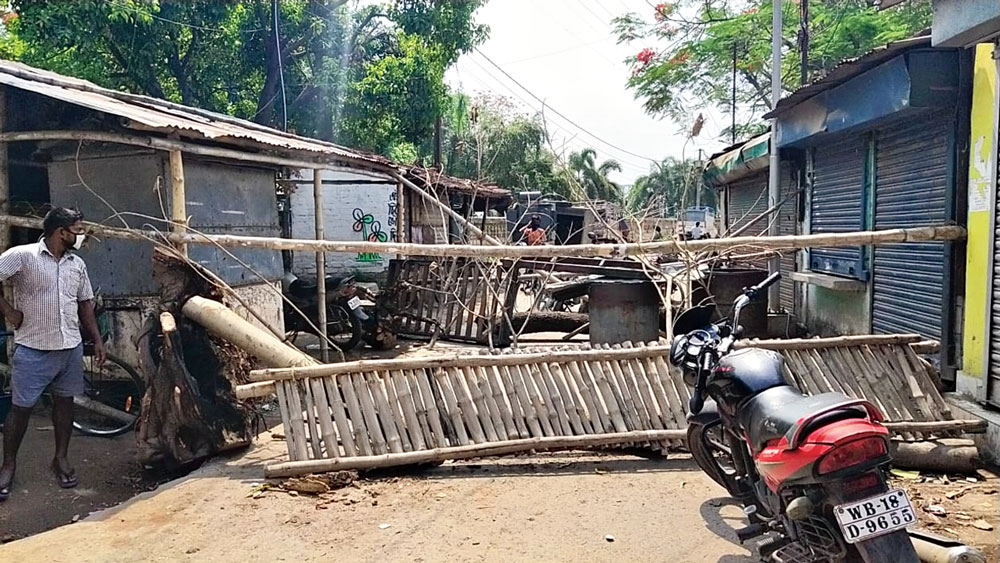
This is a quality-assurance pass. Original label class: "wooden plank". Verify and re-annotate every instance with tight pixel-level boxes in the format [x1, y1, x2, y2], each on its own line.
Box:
[464, 366, 500, 442]
[621, 343, 660, 430]
[463, 264, 481, 339]
[339, 373, 373, 456]
[412, 369, 446, 448]
[274, 379, 297, 459]
[485, 366, 518, 439]
[473, 366, 507, 440]
[512, 363, 548, 437]
[550, 363, 586, 435]
[392, 370, 425, 451]
[284, 380, 310, 461]
[308, 377, 338, 458]
[435, 368, 471, 445]
[353, 373, 388, 455]
[322, 376, 356, 457]
[538, 362, 574, 435]
[565, 360, 603, 433]
[383, 370, 413, 452]
[449, 367, 486, 443]
[651, 355, 689, 431]
[369, 373, 403, 454]
[602, 344, 640, 431]
[902, 346, 953, 418]
[588, 359, 628, 433]
[499, 364, 534, 438]
[301, 378, 324, 459]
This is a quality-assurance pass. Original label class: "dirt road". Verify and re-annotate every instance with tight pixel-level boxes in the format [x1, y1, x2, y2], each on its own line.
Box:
[0, 411, 152, 543]
[0, 430, 757, 563]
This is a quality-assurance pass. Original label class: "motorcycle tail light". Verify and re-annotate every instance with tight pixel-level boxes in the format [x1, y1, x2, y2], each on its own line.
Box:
[817, 436, 887, 475]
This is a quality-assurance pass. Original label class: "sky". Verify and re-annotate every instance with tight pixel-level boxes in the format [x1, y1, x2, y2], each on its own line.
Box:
[445, 0, 729, 185]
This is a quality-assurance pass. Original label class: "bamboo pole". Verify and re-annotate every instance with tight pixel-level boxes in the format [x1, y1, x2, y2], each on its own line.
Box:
[383, 371, 413, 452]
[0, 214, 967, 261]
[264, 429, 688, 477]
[313, 169, 329, 363]
[391, 370, 424, 451]
[369, 373, 403, 454]
[301, 378, 323, 459]
[415, 369, 448, 448]
[736, 333, 926, 350]
[168, 149, 187, 256]
[465, 366, 500, 442]
[274, 380, 297, 459]
[247, 345, 672, 383]
[339, 374, 372, 456]
[354, 373, 388, 455]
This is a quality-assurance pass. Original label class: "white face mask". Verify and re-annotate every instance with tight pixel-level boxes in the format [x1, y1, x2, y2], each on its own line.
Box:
[72, 233, 86, 250]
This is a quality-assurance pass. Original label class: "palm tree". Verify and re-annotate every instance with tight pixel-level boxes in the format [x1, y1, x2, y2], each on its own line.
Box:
[627, 157, 707, 213]
[568, 148, 623, 203]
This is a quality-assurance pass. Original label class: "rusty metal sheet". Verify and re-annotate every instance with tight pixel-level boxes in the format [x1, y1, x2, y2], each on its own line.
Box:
[0, 60, 391, 166]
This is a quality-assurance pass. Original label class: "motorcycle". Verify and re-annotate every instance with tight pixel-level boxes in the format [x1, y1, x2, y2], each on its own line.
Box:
[671, 272, 920, 562]
[282, 272, 363, 351]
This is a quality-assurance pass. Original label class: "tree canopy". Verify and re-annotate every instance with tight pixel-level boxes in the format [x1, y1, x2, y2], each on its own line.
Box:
[627, 157, 707, 213]
[615, 0, 932, 139]
[0, 0, 487, 154]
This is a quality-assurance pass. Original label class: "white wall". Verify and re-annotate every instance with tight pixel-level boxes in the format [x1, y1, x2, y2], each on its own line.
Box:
[290, 169, 399, 278]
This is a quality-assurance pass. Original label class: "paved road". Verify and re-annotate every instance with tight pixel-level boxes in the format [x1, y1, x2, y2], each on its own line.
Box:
[0, 430, 758, 563]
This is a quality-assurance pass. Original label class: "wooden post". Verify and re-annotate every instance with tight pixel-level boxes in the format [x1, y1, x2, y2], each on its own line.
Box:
[0, 89, 10, 359]
[313, 169, 329, 363]
[168, 150, 187, 256]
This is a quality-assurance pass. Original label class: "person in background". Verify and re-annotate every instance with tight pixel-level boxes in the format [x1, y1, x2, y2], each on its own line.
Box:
[653, 226, 664, 241]
[690, 221, 705, 240]
[618, 218, 631, 242]
[521, 215, 547, 246]
[0, 207, 105, 502]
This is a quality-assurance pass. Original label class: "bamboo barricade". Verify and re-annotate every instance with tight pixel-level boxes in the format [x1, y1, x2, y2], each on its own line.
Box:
[0, 214, 966, 261]
[250, 336, 974, 476]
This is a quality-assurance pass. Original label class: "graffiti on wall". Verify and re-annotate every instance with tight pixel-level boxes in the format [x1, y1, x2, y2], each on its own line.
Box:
[353, 191, 398, 263]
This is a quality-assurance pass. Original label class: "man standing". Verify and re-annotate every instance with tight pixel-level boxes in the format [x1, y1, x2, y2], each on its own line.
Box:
[521, 215, 547, 246]
[0, 207, 104, 501]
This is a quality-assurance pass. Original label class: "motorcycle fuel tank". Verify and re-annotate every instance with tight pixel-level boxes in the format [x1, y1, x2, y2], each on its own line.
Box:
[708, 348, 788, 413]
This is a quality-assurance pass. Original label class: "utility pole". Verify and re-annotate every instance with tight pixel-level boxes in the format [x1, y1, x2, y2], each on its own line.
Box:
[731, 42, 738, 145]
[696, 148, 703, 208]
[433, 115, 442, 169]
[798, 0, 809, 86]
[767, 0, 782, 311]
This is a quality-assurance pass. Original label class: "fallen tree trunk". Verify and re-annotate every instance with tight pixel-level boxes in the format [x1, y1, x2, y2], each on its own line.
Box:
[890, 440, 980, 474]
[135, 249, 264, 468]
[506, 311, 589, 334]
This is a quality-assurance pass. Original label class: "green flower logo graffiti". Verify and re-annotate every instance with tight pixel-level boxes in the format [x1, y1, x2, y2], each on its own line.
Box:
[353, 207, 387, 262]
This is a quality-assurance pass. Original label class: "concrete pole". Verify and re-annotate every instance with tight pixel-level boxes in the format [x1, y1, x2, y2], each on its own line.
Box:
[313, 169, 329, 363]
[168, 150, 188, 256]
[767, 0, 783, 311]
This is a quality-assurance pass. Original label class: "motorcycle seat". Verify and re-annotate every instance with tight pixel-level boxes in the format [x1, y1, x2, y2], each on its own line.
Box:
[287, 278, 318, 298]
[738, 386, 870, 453]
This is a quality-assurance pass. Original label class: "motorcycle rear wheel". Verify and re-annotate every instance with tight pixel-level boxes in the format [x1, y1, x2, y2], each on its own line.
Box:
[327, 304, 362, 351]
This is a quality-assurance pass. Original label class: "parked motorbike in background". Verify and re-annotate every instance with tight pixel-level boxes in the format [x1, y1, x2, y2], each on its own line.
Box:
[282, 272, 363, 351]
[671, 273, 921, 562]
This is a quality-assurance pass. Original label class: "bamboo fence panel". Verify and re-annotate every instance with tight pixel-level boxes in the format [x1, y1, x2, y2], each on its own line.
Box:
[271, 338, 961, 465]
[383, 258, 519, 344]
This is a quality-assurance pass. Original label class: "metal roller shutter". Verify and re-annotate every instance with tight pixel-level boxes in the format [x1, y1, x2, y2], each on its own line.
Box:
[810, 135, 866, 278]
[726, 171, 768, 235]
[872, 113, 950, 339]
[778, 164, 798, 313]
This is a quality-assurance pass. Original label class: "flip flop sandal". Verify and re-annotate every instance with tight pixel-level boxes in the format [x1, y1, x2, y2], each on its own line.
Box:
[51, 463, 78, 489]
[0, 483, 10, 501]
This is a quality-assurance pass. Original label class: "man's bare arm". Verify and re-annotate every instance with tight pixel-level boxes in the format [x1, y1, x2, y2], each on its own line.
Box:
[78, 299, 105, 367]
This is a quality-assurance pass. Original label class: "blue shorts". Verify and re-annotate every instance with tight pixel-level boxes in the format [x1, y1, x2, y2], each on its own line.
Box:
[11, 344, 85, 408]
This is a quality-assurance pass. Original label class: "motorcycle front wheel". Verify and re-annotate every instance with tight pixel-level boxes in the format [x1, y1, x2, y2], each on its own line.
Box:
[327, 304, 362, 351]
[687, 420, 741, 497]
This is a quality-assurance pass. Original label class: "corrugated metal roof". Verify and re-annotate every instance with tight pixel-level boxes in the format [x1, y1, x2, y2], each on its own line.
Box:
[0, 59, 394, 168]
[402, 165, 512, 200]
[763, 33, 932, 119]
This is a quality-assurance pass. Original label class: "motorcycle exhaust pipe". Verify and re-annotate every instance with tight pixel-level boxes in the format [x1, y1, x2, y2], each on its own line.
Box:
[909, 529, 986, 563]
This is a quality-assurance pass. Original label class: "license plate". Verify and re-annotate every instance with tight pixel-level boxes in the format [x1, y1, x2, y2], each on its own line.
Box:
[834, 489, 915, 544]
[347, 296, 362, 310]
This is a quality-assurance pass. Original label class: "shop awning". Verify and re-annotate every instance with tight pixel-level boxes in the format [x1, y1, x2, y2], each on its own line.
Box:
[703, 132, 770, 187]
